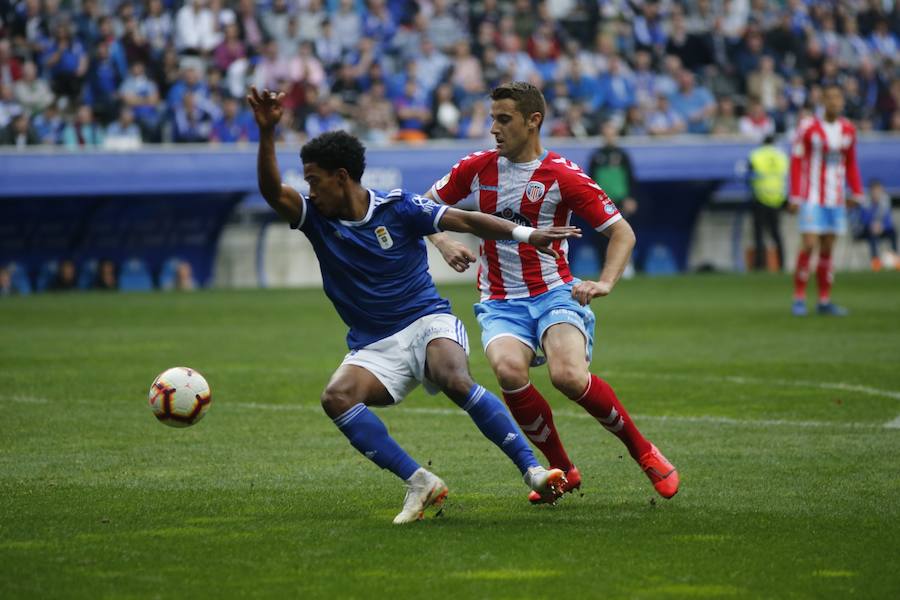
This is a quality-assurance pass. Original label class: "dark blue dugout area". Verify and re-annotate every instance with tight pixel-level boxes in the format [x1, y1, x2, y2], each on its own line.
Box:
[0, 193, 241, 290]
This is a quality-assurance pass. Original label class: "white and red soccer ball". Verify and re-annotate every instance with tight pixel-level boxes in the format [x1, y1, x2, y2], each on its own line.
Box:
[149, 367, 212, 427]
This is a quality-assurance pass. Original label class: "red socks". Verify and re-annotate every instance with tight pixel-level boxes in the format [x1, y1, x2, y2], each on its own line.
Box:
[572, 374, 651, 460]
[794, 249, 812, 301]
[816, 252, 833, 303]
[502, 383, 574, 472]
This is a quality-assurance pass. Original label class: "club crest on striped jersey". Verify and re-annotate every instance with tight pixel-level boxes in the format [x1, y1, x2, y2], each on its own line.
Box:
[524, 181, 546, 202]
[374, 225, 393, 249]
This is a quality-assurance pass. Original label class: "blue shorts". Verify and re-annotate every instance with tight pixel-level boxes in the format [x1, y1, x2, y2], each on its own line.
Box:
[473, 282, 596, 361]
[798, 202, 847, 234]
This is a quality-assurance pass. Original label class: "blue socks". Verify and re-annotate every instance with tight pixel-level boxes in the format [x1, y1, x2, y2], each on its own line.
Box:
[333, 403, 419, 481]
[462, 384, 539, 475]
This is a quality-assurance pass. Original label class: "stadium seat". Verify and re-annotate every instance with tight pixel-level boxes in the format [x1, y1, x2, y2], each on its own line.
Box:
[118, 258, 154, 292]
[644, 244, 679, 276]
[6, 262, 33, 295]
[78, 260, 98, 290]
[157, 257, 183, 290]
[36, 260, 58, 292]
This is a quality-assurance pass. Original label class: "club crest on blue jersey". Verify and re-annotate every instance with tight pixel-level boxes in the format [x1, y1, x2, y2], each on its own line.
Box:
[525, 181, 546, 202]
[375, 225, 394, 249]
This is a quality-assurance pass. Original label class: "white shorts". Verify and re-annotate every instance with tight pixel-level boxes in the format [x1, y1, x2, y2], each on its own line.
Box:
[340, 313, 470, 403]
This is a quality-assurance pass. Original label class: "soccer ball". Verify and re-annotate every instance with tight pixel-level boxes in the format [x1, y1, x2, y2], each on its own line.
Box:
[149, 367, 212, 428]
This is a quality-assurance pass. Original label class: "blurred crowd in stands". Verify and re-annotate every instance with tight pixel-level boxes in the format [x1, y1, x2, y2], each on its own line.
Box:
[1, 0, 899, 149]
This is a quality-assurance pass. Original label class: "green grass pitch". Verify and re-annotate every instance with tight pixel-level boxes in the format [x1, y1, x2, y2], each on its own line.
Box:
[1, 273, 899, 599]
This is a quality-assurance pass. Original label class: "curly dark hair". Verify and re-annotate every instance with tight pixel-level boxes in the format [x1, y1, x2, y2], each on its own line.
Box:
[491, 82, 546, 130]
[300, 131, 366, 182]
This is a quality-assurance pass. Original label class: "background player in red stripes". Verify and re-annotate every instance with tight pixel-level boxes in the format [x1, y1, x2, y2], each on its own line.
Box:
[425, 82, 679, 503]
[788, 84, 864, 316]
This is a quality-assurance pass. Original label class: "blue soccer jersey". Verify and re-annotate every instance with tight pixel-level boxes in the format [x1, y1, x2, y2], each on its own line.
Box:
[292, 188, 452, 349]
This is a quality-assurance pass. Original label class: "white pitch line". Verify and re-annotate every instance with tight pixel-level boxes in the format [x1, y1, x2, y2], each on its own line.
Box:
[604, 370, 900, 401]
[884, 415, 900, 429]
[224, 401, 891, 431]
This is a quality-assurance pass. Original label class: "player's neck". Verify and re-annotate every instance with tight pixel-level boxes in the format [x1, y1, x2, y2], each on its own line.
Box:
[506, 141, 544, 164]
[341, 185, 370, 221]
[823, 112, 840, 123]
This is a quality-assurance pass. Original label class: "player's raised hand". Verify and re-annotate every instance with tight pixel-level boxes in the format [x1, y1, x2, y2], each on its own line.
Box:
[571, 280, 612, 305]
[247, 87, 285, 130]
[529, 226, 581, 259]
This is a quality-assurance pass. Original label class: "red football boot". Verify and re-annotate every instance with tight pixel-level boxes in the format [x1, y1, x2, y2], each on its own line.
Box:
[639, 444, 679, 499]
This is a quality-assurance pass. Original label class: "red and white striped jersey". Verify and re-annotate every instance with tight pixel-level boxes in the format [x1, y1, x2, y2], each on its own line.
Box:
[430, 149, 622, 301]
[789, 116, 863, 207]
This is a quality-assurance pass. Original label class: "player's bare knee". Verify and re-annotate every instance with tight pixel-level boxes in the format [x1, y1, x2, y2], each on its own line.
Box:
[433, 367, 474, 403]
[493, 362, 529, 392]
[549, 363, 588, 398]
[320, 385, 356, 418]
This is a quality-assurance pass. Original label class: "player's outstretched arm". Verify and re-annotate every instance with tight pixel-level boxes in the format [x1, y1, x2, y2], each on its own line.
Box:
[438, 208, 581, 259]
[247, 86, 303, 224]
[571, 218, 636, 305]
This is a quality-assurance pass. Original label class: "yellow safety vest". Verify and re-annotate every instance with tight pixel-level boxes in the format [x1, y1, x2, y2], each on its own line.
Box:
[749, 145, 789, 208]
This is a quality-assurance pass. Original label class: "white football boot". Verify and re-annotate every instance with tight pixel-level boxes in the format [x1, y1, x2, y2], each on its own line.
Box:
[523, 466, 567, 504]
[392, 468, 449, 525]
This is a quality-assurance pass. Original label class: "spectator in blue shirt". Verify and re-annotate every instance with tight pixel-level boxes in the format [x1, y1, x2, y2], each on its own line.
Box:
[668, 69, 715, 134]
[171, 91, 212, 143]
[120, 61, 162, 141]
[304, 97, 348, 138]
[42, 21, 89, 101]
[210, 96, 249, 143]
[84, 41, 123, 123]
[598, 55, 637, 117]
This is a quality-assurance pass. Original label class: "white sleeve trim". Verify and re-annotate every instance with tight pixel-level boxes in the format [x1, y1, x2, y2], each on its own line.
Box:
[433, 204, 449, 232]
[290, 194, 308, 230]
[430, 185, 448, 205]
[594, 213, 623, 233]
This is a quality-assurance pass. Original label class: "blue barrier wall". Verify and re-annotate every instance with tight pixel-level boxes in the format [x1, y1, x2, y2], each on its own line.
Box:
[2, 137, 898, 281]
